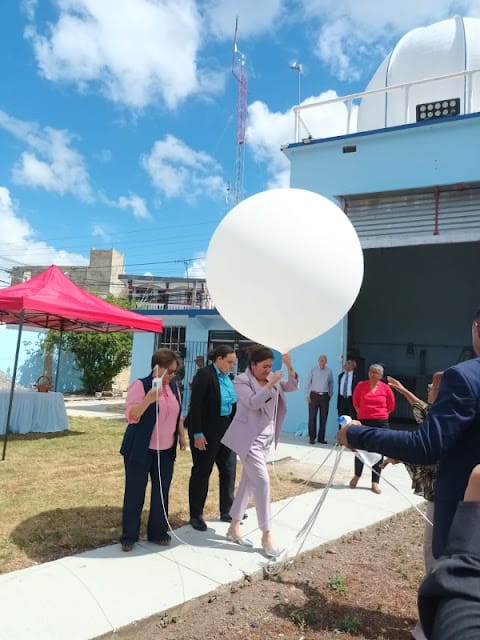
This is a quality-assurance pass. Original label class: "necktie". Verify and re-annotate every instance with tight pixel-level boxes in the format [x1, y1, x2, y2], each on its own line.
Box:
[342, 373, 348, 396]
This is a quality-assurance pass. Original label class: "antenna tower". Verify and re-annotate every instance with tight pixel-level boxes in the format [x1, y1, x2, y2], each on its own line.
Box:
[231, 17, 247, 205]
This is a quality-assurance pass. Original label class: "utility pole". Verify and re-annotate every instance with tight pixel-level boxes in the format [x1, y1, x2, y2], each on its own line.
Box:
[290, 62, 302, 105]
[231, 17, 247, 206]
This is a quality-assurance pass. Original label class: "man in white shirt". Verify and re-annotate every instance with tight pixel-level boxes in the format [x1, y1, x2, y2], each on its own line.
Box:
[337, 359, 360, 421]
[305, 355, 334, 444]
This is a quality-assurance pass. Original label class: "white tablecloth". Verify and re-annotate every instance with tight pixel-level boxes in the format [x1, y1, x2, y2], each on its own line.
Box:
[0, 390, 68, 434]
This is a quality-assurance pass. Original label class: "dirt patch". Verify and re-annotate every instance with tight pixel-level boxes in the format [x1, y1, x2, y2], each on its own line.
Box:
[99, 507, 425, 640]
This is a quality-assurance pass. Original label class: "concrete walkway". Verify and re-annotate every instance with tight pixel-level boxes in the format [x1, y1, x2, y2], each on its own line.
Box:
[0, 408, 424, 640]
[64, 397, 126, 420]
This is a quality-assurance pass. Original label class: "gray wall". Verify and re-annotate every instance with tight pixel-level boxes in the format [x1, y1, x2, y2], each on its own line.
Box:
[349, 241, 479, 379]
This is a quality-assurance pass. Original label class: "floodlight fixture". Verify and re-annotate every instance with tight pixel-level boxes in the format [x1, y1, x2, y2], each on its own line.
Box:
[416, 97, 461, 122]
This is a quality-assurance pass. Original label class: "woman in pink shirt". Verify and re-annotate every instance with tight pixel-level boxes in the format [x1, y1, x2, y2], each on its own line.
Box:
[120, 348, 186, 551]
[349, 363, 395, 494]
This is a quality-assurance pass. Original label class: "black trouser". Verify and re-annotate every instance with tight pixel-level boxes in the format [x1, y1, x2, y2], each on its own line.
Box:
[188, 425, 236, 518]
[337, 396, 357, 422]
[121, 446, 175, 544]
[354, 419, 388, 482]
[308, 392, 330, 442]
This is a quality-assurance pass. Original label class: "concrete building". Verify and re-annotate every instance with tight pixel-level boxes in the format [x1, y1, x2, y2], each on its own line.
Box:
[131, 16, 480, 438]
[118, 274, 213, 310]
[11, 248, 126, 298]
[281, 15, 480, 435]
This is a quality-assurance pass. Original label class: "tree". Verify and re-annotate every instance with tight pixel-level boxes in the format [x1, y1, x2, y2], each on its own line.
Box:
[37, 296, 134, 394]
[61, 331, 132, 394]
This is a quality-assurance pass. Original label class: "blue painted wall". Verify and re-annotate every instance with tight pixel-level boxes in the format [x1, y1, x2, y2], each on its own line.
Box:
[130, 310, 347, 440]
[286, 114, 480, 198]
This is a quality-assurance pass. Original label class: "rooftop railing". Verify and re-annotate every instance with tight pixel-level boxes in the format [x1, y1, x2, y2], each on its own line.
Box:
[291, 67, 480, 144]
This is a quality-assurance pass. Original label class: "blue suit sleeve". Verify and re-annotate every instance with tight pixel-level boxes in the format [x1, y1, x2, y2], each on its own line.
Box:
[347, 366, 477, 465]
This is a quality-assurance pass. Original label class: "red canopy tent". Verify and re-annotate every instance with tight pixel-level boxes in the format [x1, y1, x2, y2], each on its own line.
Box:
[0, 265, 163, 459]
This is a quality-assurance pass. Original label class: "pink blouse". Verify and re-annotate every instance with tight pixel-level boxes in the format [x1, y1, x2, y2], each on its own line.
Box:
[125, 379, 180, 451]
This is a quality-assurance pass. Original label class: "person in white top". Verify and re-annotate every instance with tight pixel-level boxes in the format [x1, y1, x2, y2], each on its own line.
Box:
[304, 355, 333, 444]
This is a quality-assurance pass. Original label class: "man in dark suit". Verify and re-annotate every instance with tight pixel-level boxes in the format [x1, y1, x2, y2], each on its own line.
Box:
[185, 345, 237, 531]
[338, 307, 480, 559]
[418, 463, 480, 639]
[336, 359, 360, 420]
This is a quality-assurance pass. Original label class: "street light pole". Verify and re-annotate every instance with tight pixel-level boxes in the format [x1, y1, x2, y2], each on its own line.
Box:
[290, 62, 302, 105]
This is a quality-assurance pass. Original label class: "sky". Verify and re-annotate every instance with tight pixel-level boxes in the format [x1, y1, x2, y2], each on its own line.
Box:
[0, 0, 479, 288]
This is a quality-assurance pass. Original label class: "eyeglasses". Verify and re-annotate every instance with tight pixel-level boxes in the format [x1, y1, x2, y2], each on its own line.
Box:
[165, 368, 177, 375]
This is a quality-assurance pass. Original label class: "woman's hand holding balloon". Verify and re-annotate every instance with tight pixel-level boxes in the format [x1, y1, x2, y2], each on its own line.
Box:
[281, 353, 292, 368]
[267, 371, 283, 388]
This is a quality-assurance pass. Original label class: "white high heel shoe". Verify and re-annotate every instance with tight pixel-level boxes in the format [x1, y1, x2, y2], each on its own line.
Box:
[226, 530, 254, 547]
[262, 543, 284, 559]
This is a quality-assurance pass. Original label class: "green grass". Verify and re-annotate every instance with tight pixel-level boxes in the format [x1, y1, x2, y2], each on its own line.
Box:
[0, 416, 311, 574]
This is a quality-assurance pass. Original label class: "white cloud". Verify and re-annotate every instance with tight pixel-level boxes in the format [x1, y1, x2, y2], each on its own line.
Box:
[92, 224, 110, 241]
[186, 253, 206, 278]
[98, 191, 150, 219]
[0, 111, 92, 201]
[247, 91, 357, 188]
[300, 0, 480, 80]
[0, 186, 88, 286]
[204, 0, 284, 39]
[142, 134, 227, 201]
[25, 0, 226, 109]
[21, 0, 38, 21]
[116, 193, 150, 220]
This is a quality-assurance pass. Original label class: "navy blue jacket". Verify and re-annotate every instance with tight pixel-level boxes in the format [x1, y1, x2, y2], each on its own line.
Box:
[120, 374, 181, 465]
[418, 501, 480, 639]
[347, 357, 480, 557]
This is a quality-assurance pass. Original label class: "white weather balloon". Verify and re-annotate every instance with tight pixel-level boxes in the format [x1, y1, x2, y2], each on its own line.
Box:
[206, 188, 364, 352]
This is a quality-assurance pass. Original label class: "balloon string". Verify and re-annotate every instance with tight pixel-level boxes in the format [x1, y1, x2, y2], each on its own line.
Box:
[264, 445, 433, 576]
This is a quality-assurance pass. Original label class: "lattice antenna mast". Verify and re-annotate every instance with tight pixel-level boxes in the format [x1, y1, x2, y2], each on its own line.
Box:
[231, 17, 247, 205]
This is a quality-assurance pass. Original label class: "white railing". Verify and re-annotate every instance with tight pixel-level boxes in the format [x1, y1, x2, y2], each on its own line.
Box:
[138, 300, 215, 311]
[292, 67, 480, 143]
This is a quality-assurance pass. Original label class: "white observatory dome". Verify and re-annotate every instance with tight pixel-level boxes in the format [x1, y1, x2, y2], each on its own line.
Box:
[357, 16, 480, 131]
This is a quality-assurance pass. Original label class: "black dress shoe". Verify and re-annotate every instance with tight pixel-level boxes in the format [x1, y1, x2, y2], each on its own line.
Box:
[318, 440, 327, 444]
[189, 516, 207, 531]
[221, 513, 248, 522]
[148, 533, 171, 546]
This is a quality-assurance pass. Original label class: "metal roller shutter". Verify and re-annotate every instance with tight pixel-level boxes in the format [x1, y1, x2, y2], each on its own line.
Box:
[342, 183, 480, 248]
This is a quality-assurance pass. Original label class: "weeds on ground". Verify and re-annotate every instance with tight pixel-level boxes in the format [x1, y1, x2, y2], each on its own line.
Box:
[335, 614, 361, 633]
[327, 570, 348, 596]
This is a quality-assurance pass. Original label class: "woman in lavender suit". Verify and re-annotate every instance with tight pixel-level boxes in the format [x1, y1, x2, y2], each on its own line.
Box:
[221, 346, 298, 557]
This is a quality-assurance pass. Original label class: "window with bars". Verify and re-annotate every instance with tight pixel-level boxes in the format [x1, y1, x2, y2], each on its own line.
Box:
[155, 326, 186, 356]
[208, 330, 255, 373]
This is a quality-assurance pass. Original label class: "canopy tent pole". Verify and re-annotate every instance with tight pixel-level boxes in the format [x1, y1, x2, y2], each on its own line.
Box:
[2, 311, 24, 461]
[54, 322, 65, 392]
